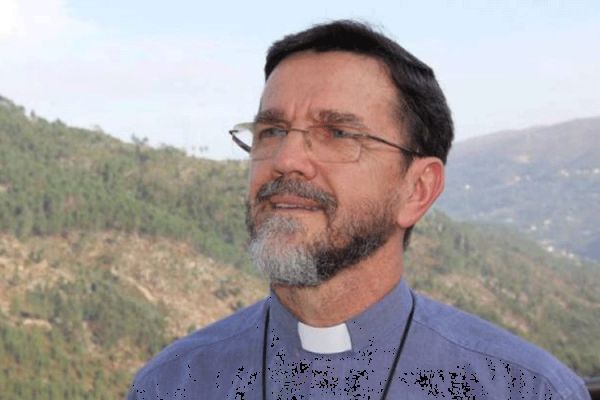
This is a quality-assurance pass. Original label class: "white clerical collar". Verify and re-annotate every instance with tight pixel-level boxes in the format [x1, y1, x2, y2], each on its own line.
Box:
[297, 321, 352, 354]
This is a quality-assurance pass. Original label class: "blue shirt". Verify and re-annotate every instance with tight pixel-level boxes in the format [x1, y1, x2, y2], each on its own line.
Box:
[128, 280, 590, 399]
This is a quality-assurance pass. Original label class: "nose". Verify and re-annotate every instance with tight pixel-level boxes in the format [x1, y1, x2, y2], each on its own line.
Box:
[271, 129, 317, 179]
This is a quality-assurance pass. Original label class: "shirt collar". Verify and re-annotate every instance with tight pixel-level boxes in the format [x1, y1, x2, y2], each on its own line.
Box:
[268, 279, 414, 353]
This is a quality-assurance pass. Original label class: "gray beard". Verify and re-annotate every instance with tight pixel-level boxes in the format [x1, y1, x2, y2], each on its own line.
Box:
[247, 199, 397, 287]
[248, 215, 321, 286]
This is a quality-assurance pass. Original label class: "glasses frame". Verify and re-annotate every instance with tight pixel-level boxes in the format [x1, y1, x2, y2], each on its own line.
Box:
[228, 122, 424, 161]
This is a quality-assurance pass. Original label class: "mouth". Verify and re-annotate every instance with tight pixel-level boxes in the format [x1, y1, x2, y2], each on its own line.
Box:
[251, 178, 338, 222]
[268, 195, 322, 212]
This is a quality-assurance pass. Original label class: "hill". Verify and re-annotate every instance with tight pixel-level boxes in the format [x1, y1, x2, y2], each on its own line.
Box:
[437, 117, 600, 261]
[0, 96, 251, 269]
[406, 212, 600, 377]
[0, 97, 599, 398]
[0, 232, 266, 399]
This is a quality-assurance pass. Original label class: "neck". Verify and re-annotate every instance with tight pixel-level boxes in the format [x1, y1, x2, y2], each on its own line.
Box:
[272, 235, 404, 327]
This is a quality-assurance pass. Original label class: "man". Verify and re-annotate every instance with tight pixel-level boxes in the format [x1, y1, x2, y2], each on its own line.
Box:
[128, 20, 590, 399]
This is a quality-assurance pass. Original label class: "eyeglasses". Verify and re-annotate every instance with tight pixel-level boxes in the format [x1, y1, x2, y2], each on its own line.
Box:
[228, 122, 424, 163]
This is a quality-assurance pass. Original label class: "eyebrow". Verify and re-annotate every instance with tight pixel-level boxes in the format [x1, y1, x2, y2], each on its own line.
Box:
[254, 109, 287, 124]
[254, 108, 367, 129]
[316, 110, 367, 129]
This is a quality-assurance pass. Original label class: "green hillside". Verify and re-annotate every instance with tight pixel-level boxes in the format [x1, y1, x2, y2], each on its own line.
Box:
[0, 97, 599, 398]
[0, 232, 267, 399]
[407, 212, 600, 376]
[0, 96, 250, 269]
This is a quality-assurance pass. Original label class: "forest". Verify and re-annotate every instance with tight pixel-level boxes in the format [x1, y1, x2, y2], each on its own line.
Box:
[1, 97, 599, 398]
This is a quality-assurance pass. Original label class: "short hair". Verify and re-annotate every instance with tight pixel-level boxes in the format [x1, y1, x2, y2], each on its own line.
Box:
[264, 20, 454, 248]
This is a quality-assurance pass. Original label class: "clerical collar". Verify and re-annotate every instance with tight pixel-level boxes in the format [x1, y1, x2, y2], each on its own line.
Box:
[268, 279, 414, 354]
[297, 320, 352, 353]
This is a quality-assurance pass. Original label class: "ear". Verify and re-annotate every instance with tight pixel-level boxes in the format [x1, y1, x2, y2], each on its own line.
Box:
[395, 157, 445, 229]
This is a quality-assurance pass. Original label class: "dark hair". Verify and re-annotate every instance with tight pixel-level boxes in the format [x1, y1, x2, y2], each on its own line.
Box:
[265, 20, 454, 248]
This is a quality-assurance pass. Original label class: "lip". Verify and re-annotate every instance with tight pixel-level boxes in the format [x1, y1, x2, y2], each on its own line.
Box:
[268, 195, 322, 211]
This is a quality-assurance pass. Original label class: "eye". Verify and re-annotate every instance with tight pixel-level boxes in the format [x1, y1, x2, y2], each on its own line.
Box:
[257, 126, 287, 140]
[328, 128, 353, 139]
[311, 126, 356, 143]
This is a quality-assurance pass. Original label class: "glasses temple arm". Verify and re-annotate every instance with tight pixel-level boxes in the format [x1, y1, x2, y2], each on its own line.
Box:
[229, 130, 251, 153]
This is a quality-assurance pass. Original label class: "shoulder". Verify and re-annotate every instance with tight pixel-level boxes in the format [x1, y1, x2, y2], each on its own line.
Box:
[132, 298, 268, 385]
[412, 292, 589, 399]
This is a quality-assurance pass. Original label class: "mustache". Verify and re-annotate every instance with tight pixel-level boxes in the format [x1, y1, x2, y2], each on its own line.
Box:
[255, 177, 337, 212]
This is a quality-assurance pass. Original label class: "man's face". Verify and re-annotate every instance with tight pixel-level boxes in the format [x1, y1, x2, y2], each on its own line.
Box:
[246, 51, 411, 286]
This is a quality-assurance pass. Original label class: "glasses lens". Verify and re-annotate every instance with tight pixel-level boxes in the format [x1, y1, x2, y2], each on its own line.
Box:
[229, 123, 362, 162]
[309, 127, 361, 163]
[231, 124, 276, 160]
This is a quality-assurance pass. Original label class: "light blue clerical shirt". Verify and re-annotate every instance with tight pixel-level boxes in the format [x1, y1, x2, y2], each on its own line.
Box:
[128, 280, 590, 399]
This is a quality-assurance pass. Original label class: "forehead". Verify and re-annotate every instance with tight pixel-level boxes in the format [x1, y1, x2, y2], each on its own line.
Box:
[260, 51, 399, 125]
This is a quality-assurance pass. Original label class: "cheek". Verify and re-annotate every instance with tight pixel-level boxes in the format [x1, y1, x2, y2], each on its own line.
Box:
[333, 167, 382, 196]
[248, 163, 268, 202]
[339, 167, 403, 209]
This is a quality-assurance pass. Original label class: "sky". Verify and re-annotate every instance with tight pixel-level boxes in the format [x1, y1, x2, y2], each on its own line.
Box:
[0, 0, 599, 159]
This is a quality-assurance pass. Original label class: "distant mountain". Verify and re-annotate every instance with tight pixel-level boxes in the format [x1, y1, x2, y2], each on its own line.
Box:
[1, 97, 599, 398]
[437, 117, 600, 261]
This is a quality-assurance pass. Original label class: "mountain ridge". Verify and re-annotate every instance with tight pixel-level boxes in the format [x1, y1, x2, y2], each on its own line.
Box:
[454, 116, 600, 150]
[438, 115, 600, 261]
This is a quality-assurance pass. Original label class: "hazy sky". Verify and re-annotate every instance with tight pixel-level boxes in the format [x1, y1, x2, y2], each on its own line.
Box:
[1, 0, 599, 159]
